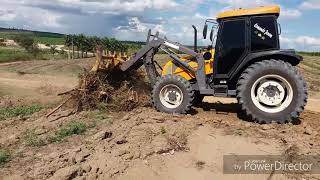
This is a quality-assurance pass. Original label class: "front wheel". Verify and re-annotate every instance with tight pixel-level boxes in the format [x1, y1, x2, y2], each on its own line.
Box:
[237, 60, 308, 124]
[152, 75, 194, 114]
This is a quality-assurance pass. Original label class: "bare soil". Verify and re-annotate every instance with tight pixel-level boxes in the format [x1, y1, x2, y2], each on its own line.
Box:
[0, 56, 319, 180]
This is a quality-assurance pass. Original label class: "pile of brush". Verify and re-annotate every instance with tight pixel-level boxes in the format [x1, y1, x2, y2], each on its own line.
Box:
[73, 69, 151, 111]
[46, 69, 151, 117]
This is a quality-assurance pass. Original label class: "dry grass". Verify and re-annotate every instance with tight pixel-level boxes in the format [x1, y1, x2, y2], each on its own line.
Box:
[166, 132, 189, 151]
[299, 56, 320, 93]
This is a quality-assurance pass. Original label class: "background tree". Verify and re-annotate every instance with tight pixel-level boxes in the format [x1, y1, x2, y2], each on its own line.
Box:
[13, 34, 34, 51]
[75, 35, 82, 58]
[64, 35, 72, 59]
[89, 36, 103, 53]
[78, 34, 86, 58]
[50, 45, 58, 59]
[13, 34, 39, 56]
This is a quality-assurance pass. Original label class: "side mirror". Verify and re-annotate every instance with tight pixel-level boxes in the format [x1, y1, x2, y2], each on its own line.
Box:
[203, 24, 208, 39]
[210, 28, 215, 41]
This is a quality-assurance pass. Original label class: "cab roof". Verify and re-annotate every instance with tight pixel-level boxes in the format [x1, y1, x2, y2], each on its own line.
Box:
[217, 5, 280, 19]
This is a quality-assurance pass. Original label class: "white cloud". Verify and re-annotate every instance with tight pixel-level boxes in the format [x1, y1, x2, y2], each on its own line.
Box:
[153, 0, 178, 10]
[0, 3, 63, 30]
[213, 0, 272, 8]
[55, 0, 178, 14]
[280, 8, 302, 19]
[0, 0, 315, 50]
[300, 0, 320, 10]
[0, 9, 17, 21]
[153, 24, 166, 34]
[114, 17, 148, 33]
[280, 35, 320, 51]
[113, 17, 167, 41]
[164, 13, 214, 45]
[0, 0, 179, 17]
[295, 36, 320, 46]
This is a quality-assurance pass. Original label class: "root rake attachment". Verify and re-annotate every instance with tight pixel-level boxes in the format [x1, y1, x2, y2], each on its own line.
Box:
[91, 47, 129, 72]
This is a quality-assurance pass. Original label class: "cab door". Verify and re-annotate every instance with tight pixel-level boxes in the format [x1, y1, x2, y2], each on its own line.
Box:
[214, 19, 247, 76]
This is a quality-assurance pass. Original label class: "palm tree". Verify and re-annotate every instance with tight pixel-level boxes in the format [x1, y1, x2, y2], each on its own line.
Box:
[78, 34, 86, 58]
[64, 35, 72, 59]
[102, 37, 110, 54]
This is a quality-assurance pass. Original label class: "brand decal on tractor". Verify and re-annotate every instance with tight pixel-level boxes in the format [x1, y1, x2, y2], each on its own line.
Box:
[254, 23, 273, 40]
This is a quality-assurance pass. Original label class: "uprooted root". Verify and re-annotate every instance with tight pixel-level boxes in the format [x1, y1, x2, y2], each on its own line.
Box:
[68, 69, 151, 112]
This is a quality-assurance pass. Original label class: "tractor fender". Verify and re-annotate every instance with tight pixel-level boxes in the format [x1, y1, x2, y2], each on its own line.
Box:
[230, 49, 303, 80]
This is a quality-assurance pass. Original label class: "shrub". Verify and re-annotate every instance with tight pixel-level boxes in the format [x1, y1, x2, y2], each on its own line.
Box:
[0, 149, 11, 165]
[13, 34, 39, 56]
[13, 34, 34, 51]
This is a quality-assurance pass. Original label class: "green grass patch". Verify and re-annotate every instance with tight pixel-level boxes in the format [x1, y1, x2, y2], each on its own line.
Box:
[0, 47, 33, 62]
[0, 47, 67, 63]
[0, 32, 32, 40]
[49, 121, 87, 143]
[85, 110, 113, 126]
[34, 37, 64, 45]
[0, 149, 11, 165]
[0, 104, 42, 120]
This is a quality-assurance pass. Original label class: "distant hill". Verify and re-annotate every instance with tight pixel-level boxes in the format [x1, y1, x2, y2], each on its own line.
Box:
[0, 28, 146, 46]
[0, 28, 64, 38]
[0, 28, 65, 45]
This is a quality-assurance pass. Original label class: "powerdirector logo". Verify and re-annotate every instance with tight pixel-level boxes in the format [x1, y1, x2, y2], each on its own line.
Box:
[223, 155, 320, 174]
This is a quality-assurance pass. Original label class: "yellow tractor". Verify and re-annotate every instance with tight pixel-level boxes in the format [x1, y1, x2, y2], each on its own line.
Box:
[94, 5, 308, 124]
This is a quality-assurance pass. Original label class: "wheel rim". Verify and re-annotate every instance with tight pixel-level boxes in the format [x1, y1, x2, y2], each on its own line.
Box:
[159, 84, 183, 109]
[251, 74, 293, 113]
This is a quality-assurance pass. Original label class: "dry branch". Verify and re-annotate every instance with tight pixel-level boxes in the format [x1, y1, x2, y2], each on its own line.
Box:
[46, 96, 72, 118]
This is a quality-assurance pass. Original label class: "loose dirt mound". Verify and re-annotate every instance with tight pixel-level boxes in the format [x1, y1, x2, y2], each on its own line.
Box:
[62, 69, 151, 112]
[1, 107, 319, 180]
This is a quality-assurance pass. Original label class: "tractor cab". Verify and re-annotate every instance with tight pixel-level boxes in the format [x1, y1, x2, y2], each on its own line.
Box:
[202, 5, 281, 77]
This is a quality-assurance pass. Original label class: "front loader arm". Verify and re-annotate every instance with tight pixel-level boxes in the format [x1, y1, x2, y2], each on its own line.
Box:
[119, 30, 207, 91]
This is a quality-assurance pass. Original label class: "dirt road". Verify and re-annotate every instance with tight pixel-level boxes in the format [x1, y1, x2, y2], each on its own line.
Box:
[0, 58, 319, 179]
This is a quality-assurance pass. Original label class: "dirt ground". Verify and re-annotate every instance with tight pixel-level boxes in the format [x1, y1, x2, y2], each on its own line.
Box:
[0, 56, 320, 180]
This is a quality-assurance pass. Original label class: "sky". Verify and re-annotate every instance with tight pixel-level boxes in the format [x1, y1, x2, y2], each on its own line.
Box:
[0, 0, 319, 51]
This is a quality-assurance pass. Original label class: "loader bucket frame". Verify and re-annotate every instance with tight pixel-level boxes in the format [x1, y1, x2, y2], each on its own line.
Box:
[91, 46, 128, 72]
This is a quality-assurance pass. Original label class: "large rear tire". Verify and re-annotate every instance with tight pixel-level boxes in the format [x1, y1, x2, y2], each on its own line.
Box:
[237, 60, 308, 124]
[152, 75, 194, 114]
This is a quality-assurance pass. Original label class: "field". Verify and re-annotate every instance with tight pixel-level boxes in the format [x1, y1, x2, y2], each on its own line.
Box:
[0, 54, 319, 179]
[0, 47, 67, 63]
[0, 31, 65, 45]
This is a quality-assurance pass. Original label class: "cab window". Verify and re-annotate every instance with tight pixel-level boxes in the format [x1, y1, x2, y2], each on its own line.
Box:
[251, 16, 278, 51]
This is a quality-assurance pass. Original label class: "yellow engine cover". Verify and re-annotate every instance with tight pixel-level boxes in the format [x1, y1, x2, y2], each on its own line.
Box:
[162, 49, 215, 80]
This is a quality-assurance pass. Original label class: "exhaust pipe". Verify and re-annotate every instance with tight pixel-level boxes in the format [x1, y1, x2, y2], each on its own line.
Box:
[192, 25, 198, 53]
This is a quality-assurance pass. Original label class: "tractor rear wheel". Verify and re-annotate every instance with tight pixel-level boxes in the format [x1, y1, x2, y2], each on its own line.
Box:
[152, 75, 194, 114]
[237, 60, 308, 124]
